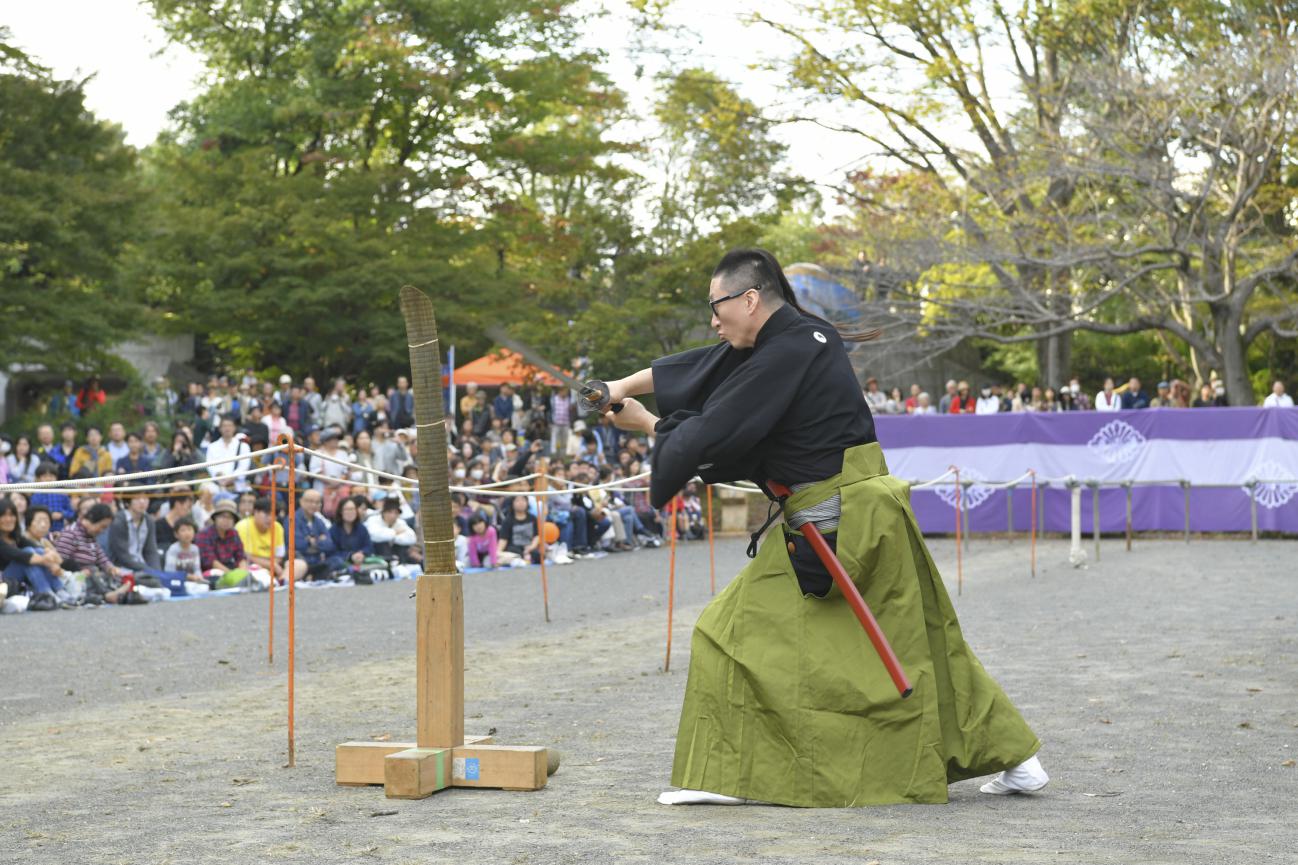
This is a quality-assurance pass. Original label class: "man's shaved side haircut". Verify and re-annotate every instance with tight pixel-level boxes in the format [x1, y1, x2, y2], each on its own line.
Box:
[711, 248, 881, 342]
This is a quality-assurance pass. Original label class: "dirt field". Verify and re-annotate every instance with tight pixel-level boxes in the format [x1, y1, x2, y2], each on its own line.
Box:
[2, 536, 1295, 864]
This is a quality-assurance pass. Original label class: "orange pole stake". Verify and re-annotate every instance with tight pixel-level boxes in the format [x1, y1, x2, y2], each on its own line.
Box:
[284, 436, 297, 769]
[952, 467, 963, 596]
[1029, 470, 1038, 578]
[706, 484, 715, 595]
[268, 459, 280, 666]
[537, 501, 550, 624]
[665, 497, 679, 673]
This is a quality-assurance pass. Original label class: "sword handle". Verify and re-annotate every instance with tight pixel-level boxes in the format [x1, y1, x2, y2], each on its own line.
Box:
[578, 380, 623, 414]
[767, 481, 913, 699]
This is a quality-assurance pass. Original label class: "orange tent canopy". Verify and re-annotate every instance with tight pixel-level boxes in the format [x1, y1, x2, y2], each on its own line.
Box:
[451, 348, 566, 388]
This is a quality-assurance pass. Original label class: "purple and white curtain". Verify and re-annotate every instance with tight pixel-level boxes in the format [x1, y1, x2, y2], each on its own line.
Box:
[874, 408, 1298, 534]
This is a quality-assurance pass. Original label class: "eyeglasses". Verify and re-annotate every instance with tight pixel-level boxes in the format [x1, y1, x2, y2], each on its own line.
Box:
[708, 286, 759, 316]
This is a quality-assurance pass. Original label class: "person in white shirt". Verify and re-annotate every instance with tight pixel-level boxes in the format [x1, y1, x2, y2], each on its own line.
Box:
[365, 497, 420, 562]
[1262, 380, 1293, 408]
[913, 392, 937, 415]
[1095, 377, 1121, 411]
[205, 416, 251, 491]
[975, 385, 1001, 415]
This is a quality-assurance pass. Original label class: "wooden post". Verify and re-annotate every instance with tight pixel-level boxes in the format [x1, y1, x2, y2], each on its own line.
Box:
[337, 286, 554, 798]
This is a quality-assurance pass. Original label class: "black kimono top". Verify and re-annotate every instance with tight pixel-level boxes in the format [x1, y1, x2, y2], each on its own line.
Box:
[648, 303, 876, 508]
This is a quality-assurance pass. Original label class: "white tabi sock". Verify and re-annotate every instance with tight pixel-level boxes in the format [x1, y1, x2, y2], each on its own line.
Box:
[657, 788, 749, 806]
[979, 754, 1049, 795]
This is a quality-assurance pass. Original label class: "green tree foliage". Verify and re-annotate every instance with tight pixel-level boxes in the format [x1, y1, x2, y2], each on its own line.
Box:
[135, 0, 632, 382]
[0, 29, 144, 372]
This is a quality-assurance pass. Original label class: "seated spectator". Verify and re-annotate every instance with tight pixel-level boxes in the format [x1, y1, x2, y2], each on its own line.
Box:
[1262, 380, 1293, 408]
[0, 499, 73, 608]
[465, 512, 499, 568]
[6, 435, 39, 485]
[29, 462, 75, 533]
[329, 498, 373, 574]
[1192, 384, 1219, 407]
[108, 491, 162, 572]
[913, 392, 936, 415]
[193, 481, 219, 530]
[497, 495, 541, 566]
[236, 489, 258, 520]
[163, 517, 208, 588]
[975, 385, 1000, 414]
[154, 493, 194, 551]
[938, 380, 957, 414]
[884, 386, 905, 414]
[1068, 378, 1092, 410]
[1149, 381, 1173, 408]
[196, 500, 252, 587]
[54, 502, 131, 605]
[114, 431, 152, 476]
[237, 497, 307, 584]
[1040, 388, 1059, 412]
[69, 426, 114, 478]
[366, 497, 420, 563]
[863, 377, 887, 412]
[295, 489, 338, 580]
[903, 384, 921, 414]
[156, 430, 199, 479]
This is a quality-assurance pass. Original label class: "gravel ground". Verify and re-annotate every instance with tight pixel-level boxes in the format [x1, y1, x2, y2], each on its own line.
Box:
[2, 535, 1295, 864]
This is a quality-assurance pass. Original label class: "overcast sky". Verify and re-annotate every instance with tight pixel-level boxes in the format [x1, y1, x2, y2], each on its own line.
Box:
[5, 1, 877, 200]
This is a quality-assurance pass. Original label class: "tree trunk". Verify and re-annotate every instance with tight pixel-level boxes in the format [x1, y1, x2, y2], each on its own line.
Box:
[1036, 330, 1072, 389]
[1212, 304, 1254, 406]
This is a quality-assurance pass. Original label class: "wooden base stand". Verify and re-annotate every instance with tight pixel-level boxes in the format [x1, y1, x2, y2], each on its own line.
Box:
[335, 573, 558, 799]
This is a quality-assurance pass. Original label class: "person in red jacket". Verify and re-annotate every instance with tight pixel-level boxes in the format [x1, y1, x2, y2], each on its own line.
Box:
[76, 376, 107, 413]
[948, 380, 976, 414]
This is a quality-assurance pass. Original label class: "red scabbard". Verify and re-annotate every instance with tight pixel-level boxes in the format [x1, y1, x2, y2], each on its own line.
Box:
[768, 481, 913, 699]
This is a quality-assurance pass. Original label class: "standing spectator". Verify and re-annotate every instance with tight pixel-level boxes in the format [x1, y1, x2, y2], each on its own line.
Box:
[155, 431, 198, 479]
[274, 373, 293, 406]
[1149, 381, 1173, 408]
[309, 429, 352, 517]
[1057, 389, 1077, 411]
[48, 380, 80, 418]
[470, 390, 492, 437]
[76, 376, 107, 414]
[282, 386, 315, 436]
[69, 426, 114, 478]
[948, 381, 976, 414]
[903, 384, 921, 414]
[975, 385, 1000, 415]
[141, 421, 163, 465]
[1095, 377, 1121, 411]
[114, 431, 152, 477]
[150, 376, 177, 421]
[459, 381, 480, 421]
[108, 491, 161, 572]
[104, 422, 130, 465]
[938, 379, 958, 414]
[180, 381, 204, 418]
[190, 405, 216, 452]
[302, 376, 324, 418]
[349, 429, 379, 488]
[34, 424, 65, 476]
[1067, 378, 1091, 410]
[6, 435, 40, 485]
[862, 377, 887, 412]
[371, 423, 410, 478]
[1262, 380, 1293, 408]
[264, 399, 291, 444]
[241, 403, 271, 449]
[492, 383, 516, 428]
[1120, 377, 1150, 410]
[389, 376, 416, 430]
[883, 386, 906, 414]
[321, 377, 352, 431]
[1040, 388, 1059, 412]
[206, 416, 251, 491]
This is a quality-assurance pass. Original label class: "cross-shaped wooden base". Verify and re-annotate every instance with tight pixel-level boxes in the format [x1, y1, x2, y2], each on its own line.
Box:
[335, 573, 557, 798]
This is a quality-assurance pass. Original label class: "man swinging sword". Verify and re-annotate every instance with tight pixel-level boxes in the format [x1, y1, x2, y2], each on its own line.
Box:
[595, 249, 1049, 807]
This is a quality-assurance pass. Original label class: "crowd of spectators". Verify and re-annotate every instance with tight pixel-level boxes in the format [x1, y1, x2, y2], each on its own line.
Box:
[1, 366, 1292, 614]
[862, 375, 1293, 415]
[0, 369, 716, 614]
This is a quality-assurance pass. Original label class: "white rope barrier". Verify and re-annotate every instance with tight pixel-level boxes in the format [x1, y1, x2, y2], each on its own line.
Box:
[0, 443, 288, 492]
[0, 464, 276, 496]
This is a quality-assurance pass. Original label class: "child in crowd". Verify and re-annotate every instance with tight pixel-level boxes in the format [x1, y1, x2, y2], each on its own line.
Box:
[29, 462, 75, 533]
[164, 517, 208, 591]
[465, 513, 498, 568]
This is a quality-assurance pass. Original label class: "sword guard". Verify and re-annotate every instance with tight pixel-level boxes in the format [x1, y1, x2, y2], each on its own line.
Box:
[578, 380, 622, 414]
